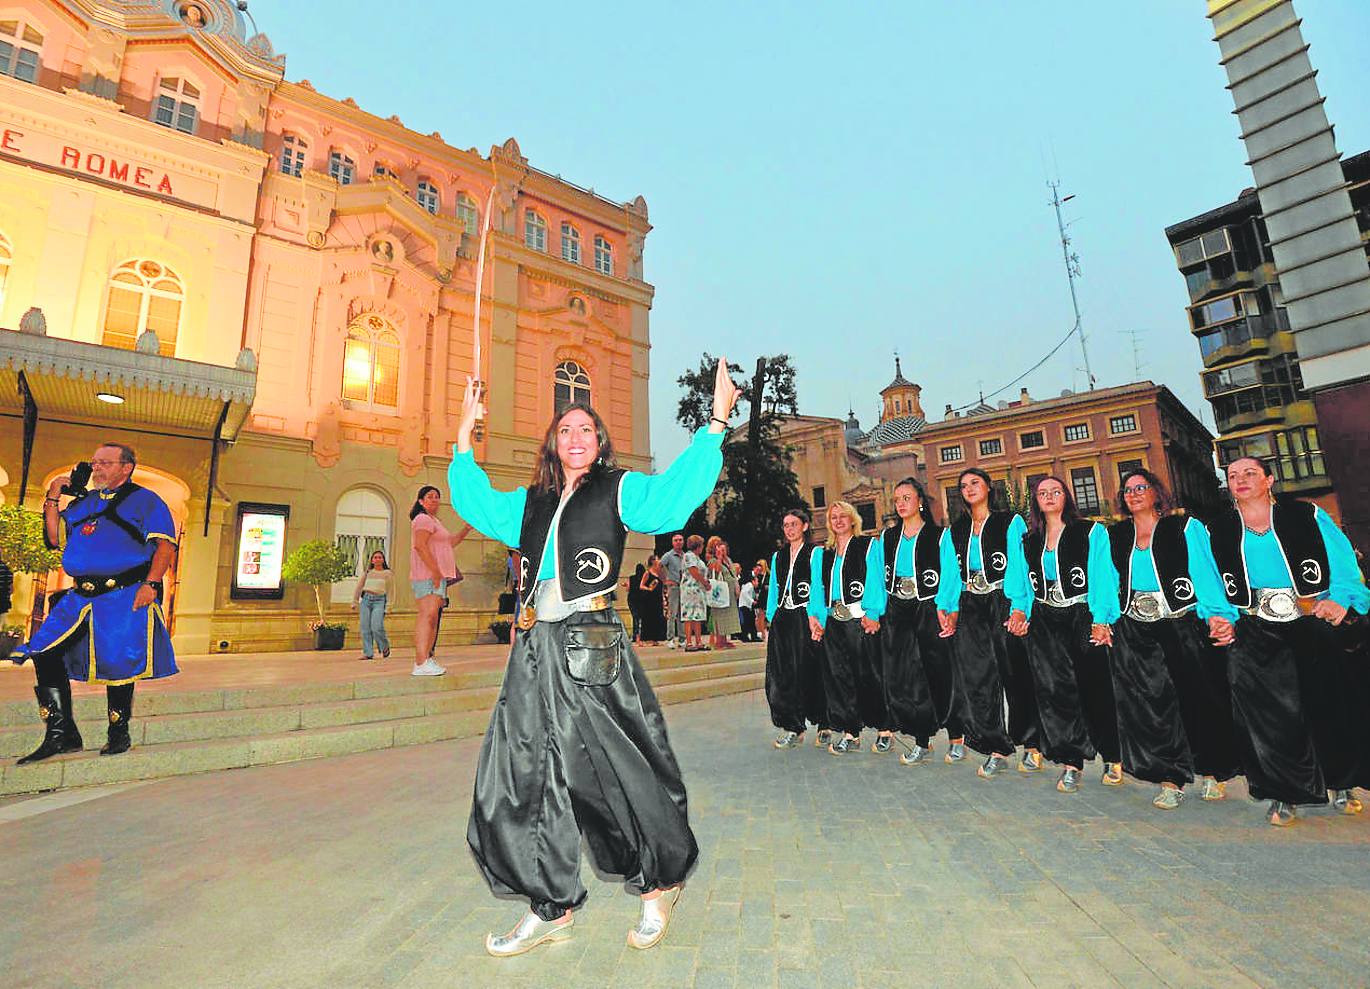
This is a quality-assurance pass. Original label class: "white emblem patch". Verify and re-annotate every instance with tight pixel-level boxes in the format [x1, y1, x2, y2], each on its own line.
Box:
[574, 547, 611, 584]
[1068, 566, 1086, 589]
[848, 580, 864, 598]
[990, 551, 1007, 572]
[519, 556, 531, 588]
[1300, 559, 1322, 584]
[921, 568, 939, 588]
[1173, 577, 1194, 602]
[796, 580, 810, 599]
[1029, 571, 1040, 592]
[1222, 572, 1239, 597]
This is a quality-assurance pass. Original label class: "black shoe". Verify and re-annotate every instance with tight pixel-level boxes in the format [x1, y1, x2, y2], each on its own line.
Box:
[100, 685, 133, 756]
[17, 685, 83, 765]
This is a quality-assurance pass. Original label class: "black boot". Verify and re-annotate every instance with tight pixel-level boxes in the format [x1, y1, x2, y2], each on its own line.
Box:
[100, 684, 134, 756]
[16, 685, 83, 765]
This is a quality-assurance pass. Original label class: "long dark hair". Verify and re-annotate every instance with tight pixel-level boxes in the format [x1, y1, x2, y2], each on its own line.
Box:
[529, 402, 618, 495]
[893, 476, 935, 526]
[1027, 474, 1080, 537]
[1115, 468, 1176, 517]
[957, 467, 1001, 511]
[409, 485, 440, 520]
[367, 549, 390, 571]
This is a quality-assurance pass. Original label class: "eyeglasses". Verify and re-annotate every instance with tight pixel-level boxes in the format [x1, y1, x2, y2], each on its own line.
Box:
[1037, 490, 1064, 499]
[1123, 483, 1151, 495]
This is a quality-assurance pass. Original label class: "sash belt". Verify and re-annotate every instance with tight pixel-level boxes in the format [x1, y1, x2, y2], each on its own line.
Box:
[71, 562, 151, 598]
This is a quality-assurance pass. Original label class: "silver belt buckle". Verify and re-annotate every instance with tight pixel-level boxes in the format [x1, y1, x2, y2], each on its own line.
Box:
[894, 577, 918, 600]
[1046, 583, 1066, 606]
[1127, 591, 1165, 622]
[967, 572, 999, 595]
[1253, 588, 1300, 623]
[830, 601, 853, 621]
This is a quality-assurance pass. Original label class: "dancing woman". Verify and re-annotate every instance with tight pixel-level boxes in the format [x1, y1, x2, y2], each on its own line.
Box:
[872, 477, 963, 766]
[1209, 457, 1370, 826]
[450, 361, 737, 956]
[1020, 476, 1121, 793]
[764, 508, 828, 748]
[811, 501, 886, 754]
[1105, 469, 1239, 810]
[944, 468, 1037, 778]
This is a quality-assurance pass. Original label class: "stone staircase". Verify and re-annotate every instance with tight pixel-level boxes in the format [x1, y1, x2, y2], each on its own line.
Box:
[0, 645, 764, 797]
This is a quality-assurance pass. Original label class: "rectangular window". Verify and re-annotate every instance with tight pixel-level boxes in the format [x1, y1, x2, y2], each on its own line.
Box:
[1116, 459, 1144, 484]
[0, 40, 39, 83]
[1174, 229, 1231, 267]
[1019, 429, 1045, 449]
[811, 486, 826, 509]
[329, 152, 355, 185]
[944, 485, 964, 524]
[856, 502, 877, 532]
[1063, 422, 1090, 442]
[939, 444, 963, 464]
[154, 94, 197, 134]
[280, 144, 304, 177]
[1070, 467, 1101, 514]
[1109, 414, 1137, 435]
[979, 437, 1003, 457]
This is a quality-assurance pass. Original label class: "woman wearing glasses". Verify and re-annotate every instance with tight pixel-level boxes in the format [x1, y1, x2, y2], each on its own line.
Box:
[1207, 457, 1370, 826]
[1104, 469, 1240, 810]
[1020, 476, 1121, 793]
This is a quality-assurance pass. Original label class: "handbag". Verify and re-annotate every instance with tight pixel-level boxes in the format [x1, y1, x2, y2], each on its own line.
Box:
[707, 578, 731, 609]
[564, 613, 623, 686]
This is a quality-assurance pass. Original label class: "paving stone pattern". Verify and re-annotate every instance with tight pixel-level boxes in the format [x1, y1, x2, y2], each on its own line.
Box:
[1, 689, 1367, 988]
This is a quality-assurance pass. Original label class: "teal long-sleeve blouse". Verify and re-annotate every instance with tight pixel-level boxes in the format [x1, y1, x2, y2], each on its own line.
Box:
[868, 526, 962, 615]
[809, 537, 885, 625]
[938, 513, 1033, 616]
[1241, 506, 1369, 613]
[1028, 521, 1119, 625]
[447, 428, 724, 580]
[1093, 517, 1238, 623]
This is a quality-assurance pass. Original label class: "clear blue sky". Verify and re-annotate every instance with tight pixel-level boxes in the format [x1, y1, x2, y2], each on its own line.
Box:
[256, 0, 1370, 463]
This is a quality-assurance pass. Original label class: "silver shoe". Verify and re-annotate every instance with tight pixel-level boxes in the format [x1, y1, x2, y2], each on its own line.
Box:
[899, 743, 931, 766]
[944, 741, 966, 764]
[485, 912, 573, 957]
[773, 730, 803, 749]
[814, 729, 833, 748]
[1018, 750, 1044, 774]
[1268, 800, 1296, 827]
[872, 735, 893, 754]
[828, 735, 858, 755]
[1200, 778, 1227, 801]
[1332, 789, 1364, 815]
[628, 887, 680, 950]
[1152, 786, 1184, 810]
[1056, 768, 1081, 793]
[977, 754, 1007, 779]
[1101, 762, 1124, 786]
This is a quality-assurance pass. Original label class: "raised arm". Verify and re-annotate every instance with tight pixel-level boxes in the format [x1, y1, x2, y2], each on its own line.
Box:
[449, 376, 528, 546]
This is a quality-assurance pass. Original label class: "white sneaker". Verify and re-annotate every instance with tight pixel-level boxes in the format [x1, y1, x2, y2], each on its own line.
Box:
[411, 659, 447, 676]
[666, 639, 678, 650]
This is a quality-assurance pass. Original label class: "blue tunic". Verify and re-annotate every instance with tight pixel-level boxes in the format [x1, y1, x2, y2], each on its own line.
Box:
[866, 526, 961, 614]
[808, 537, 886, 625]
[1242, 507, 1369, 613]
[1094, 518, 1238, 623]
[16, 484, 179, 684]
[938, 514, 1033, 615]
[1032, 522, 1120, 625]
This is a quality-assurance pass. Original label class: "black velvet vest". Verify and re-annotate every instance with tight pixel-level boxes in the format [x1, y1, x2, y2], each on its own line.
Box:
[516, 468, 627, 606]
[1108, 515, 1195, 612]
[1207, 500, 1329, 606]
[949, 511, 1012, 582]
[773, 543, 815, 608]
[819, 535, 873, 605]
[882, 523, 944, 601]
[1025, 519, 1092, 602]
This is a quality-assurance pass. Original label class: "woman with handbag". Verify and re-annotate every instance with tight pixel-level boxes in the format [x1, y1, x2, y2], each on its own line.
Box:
[408, 487, 471, 676]
[449, 361, 736, 957]
[679, 535, 710, 651]
[706, 537, 741, 648]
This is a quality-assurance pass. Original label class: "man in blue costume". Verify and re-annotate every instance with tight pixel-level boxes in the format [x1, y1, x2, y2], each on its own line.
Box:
[12, 442, 179, 763]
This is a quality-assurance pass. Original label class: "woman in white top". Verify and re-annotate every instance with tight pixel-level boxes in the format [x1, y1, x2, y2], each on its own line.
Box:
[351, 550, 393, 660]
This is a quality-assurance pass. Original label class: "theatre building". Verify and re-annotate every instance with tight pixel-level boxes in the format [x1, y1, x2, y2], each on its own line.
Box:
[0, 0, 655, 652]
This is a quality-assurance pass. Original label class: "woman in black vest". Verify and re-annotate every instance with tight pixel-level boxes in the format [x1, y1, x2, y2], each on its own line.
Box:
[1106, 469, 1240, 811]
[876, 477, 964, 765]
[764, 507, 827, 748]
[1021, 476, 1120, 793]
[945, 468, 1040, 778]
[449, 363, 737, 956]
[813, 500, 886, 754]
[1210, 457, 1370, 826]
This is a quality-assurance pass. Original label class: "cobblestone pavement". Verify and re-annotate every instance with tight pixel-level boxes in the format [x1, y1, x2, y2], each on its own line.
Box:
[1, 689, 1368, 989]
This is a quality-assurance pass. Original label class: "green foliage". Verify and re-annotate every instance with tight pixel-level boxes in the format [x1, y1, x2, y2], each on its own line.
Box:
[281, 540, 352, 625]
[1003, 469, 1033, 521]
[0, 505, 61, 575]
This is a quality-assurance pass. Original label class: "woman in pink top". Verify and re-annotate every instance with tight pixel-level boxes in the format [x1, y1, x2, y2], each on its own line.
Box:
[409, 485, 471, 676]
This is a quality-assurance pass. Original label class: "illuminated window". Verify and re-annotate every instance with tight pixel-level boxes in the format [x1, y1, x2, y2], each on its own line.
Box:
[329, 150, 355, 185]
[594, 235, 613, 275]
[0, 18, 42, 82]
[524, 210, 547, 251]
[279, 133, 307, 176]
[456, 193, 479, 236]
[341, 314, 400, 410]
[102, 259, 183, 356]
[561, 222, 580, 263]
[553, 360, 590, 412]
[0, 233, 10, 312]
[153, 76, 199, 134]
[416, 180, 440, 214]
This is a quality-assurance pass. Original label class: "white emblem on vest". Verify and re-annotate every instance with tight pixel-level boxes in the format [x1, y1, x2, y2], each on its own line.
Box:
[795, 580, 810, 599]
[1029, 571, 1040, 592]
[848, 579, 864, 599]
[990, 551, 1007, 572]
[1173, 577, 1194, 602]
[1068, 566, 1086, 589]
[922, 568, 938, 588]
[519, 556, 531, 588]
[1222, 572, 1238, 597]
[1300, 559, 1322, 584]
[573, 547, 611, 584]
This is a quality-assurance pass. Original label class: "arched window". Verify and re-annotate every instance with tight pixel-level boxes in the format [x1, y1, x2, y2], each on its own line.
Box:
[554, 360, 591, 412]
[329, 150, 355, 185]
[153, 76, 199, 134]
[455, 192, 479, 236]
[416, 180, 440, 214]
[331, 487, 393, 603]
[102, 259, 183, 355]
[561, 222, 581, 264]
[341, 314, 400, 409]
[279, 133, 307, 176]
[0, 17, 42, 82]
[0, 233, 11, 312]
[524, 209, 546, 251]
[594, 235, 613, 275]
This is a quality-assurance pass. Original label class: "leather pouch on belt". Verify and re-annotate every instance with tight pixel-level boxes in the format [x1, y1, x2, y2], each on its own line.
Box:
[564, 618, 623, 687]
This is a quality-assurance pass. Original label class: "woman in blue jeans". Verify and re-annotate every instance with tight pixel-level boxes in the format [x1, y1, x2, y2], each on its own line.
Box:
[351, 550, 393, 660]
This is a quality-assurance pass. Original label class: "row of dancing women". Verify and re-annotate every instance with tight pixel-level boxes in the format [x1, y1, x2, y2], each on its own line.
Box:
[763, 459, 1370, 827]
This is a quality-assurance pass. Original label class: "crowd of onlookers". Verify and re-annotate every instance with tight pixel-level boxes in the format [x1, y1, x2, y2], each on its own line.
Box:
[624, 533, 768, 650]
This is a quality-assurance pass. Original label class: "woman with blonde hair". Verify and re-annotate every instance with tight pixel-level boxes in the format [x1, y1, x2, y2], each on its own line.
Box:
[706, 536, 741, 649]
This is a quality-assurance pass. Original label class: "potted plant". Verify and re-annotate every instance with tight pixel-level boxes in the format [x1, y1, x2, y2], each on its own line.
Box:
[0, 624, 24, 661]
[489, 619, 513, 644]
[281, 539, 353, 650]
[0, 504, 63, 641]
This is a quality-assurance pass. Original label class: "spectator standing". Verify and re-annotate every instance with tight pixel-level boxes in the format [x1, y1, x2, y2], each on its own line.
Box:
[409, 486, 470, 676]
[737, 576, 757, 642]
[351, 550, 393, 661]
[626, 562, 647, 642]
[680, 535, 710, 651]
[638, 555, 668, 645]
[706, 537, 741, 649]
[659, 533, 686, 648]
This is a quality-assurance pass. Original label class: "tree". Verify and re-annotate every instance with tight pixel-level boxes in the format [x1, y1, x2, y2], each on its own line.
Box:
[675, 353, 804, 567]
[281, 540, 353, 628]
[0, 505, 62, 633]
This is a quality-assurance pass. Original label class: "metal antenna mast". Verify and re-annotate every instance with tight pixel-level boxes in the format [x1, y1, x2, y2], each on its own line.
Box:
[1049, 180, 1094, 390]
[1119, 327, 1145, 381]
